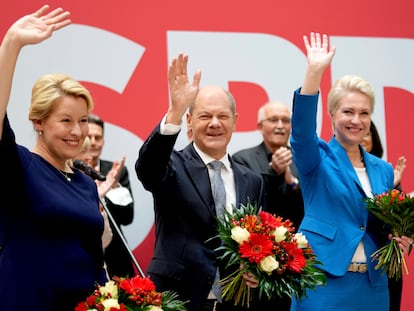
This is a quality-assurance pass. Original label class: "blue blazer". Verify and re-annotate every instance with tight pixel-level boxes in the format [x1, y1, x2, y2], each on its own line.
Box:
[290, 89, 393, 286]
[136, 124, 265, 311]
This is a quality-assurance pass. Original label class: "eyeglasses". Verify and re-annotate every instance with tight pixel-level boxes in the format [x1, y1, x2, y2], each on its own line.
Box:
[261, 117, 290, 124]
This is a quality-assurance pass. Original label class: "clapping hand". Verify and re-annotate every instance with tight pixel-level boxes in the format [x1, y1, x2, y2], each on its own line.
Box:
[393, 156, 407, 187]
[96, 156, 125, 197]
[270, 146, 293, 175]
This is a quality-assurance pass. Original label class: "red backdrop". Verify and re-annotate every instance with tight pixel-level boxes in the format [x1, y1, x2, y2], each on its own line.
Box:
[2, 1, 413, 309]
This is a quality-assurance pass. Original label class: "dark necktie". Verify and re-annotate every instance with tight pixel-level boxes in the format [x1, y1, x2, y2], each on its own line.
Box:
[208, 160, 226, 302]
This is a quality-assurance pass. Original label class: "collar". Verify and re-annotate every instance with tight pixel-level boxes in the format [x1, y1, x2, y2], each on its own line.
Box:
[193, 143, 231, 171]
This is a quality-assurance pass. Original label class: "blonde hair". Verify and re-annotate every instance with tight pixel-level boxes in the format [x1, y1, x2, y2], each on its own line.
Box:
[79, 136, 91, 154]
[327, 75, 375, 115]
[29, 73, 94, 121]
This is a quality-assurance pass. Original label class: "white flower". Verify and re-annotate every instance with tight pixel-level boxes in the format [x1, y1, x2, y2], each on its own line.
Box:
[259, 255, 279, 273]
[273, 226, 288, 242]
[231, 226, 250, 244]
[102, 298, 120, 311]
[294, 232, 308, 248]
[99, 280, 118, 298]
[148, 306, 164, 311]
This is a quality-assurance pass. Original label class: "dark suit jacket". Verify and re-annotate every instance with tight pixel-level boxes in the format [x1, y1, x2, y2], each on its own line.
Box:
[232, 142, 304, 228]
[100, 159, 136, 278]
[135, 124, 265, 311]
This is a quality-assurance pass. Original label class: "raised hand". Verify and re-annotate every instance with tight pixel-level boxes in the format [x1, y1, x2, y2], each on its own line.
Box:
[166, 53, 201, 125]
[7, 5, 71, 47]
[301, 32, 336, 94]
[303, 32, 336, 72]
[0, 5, 70, 139]
[393, 156, 407, 187]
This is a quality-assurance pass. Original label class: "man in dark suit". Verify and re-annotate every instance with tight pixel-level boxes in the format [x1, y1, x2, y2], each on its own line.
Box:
[135, 53, 265, 311]
[88, 114, 136, 278]
[232, 101, 304, 311]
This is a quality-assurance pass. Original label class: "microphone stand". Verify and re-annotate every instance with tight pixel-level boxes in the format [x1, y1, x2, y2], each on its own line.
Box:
[99, 196, 146, 278]
[73, 160, 146, 278]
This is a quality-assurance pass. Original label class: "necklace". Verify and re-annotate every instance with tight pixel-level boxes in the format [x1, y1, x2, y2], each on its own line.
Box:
[59, 170, 72, 182]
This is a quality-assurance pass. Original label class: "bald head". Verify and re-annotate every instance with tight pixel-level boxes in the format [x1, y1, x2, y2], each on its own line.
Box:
[189, 85, 236, 114]
[257, 101, 291, 152]
[258, 101, 290, 123]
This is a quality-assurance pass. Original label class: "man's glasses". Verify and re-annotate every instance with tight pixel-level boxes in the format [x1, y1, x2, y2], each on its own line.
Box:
[261, 117, 290, 124]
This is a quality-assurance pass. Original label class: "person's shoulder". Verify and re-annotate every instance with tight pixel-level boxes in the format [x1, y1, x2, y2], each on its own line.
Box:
[232, 143, 262, 159]
[366, 152, 393, 169]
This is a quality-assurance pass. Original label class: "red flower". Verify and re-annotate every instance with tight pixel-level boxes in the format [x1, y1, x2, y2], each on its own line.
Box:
[283, 241, 306, 273]
[239, 232, 273, 264]
[259, 211, 282, 230]
[76, 275, 187, 311]
[119, 275, 156, 294]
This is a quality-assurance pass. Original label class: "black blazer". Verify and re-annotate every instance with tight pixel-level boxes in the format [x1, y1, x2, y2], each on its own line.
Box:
[233, 142, 304, 228]
[99, 159, 136, 278]
[136, 124, 265, 311]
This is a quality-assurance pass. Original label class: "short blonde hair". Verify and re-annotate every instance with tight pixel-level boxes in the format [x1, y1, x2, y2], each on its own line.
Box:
[29, 73, 94, 121]
[327, 75, 375, 115]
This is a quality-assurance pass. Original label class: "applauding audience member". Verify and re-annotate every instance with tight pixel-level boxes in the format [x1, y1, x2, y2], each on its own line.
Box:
[87, 113, 136, 278]
[232, 101, 304, 311]
[360, 120, 406, 189]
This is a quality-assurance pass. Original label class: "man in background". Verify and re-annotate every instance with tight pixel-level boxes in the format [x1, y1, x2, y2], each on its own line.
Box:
[232, 101, 304, 310]
[88, 114, 136, 278]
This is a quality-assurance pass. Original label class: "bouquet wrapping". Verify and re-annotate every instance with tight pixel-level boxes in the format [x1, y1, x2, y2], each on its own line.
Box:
[75, 275, 188, 311]
[215, 202, 326, 308]
[365, 189, 414, 279]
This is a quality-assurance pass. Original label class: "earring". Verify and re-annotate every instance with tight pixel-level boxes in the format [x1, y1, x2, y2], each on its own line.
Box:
[38, 130, 43, 136]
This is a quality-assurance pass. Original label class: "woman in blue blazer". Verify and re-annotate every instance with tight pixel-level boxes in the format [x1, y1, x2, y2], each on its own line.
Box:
[289, 32, 413, 310]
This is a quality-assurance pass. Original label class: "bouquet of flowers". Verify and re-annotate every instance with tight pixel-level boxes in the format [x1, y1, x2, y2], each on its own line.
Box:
[215, 202, 326, 308]
[75, 275, 188, 311]
[365, 189, 414, 280]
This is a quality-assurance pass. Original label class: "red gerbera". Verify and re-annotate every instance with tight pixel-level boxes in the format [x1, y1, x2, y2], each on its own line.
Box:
[283, 242, 306, 273]
[119, 276, 156, 294]
[239, 232, 273, 264]
[259, 211, 282, 230]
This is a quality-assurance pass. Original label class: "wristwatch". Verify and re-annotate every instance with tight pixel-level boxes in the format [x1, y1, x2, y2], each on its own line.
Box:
[289, 177, 299, 188]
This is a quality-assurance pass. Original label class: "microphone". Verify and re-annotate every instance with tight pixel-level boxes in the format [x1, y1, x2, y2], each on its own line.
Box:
[73, 159, 106, 181]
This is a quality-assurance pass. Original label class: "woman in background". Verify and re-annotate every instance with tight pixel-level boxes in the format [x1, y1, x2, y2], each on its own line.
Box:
[360, 120, 407, 311]
[360, 121, 406, 188]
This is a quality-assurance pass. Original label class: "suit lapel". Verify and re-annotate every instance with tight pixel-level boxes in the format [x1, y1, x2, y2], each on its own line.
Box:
[364, 152, 382, 195]
[329, 138, 366, 195]
[230, 157, 247, 209]
[182, 144, 216, 217]
[256, 143, 270, 172]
